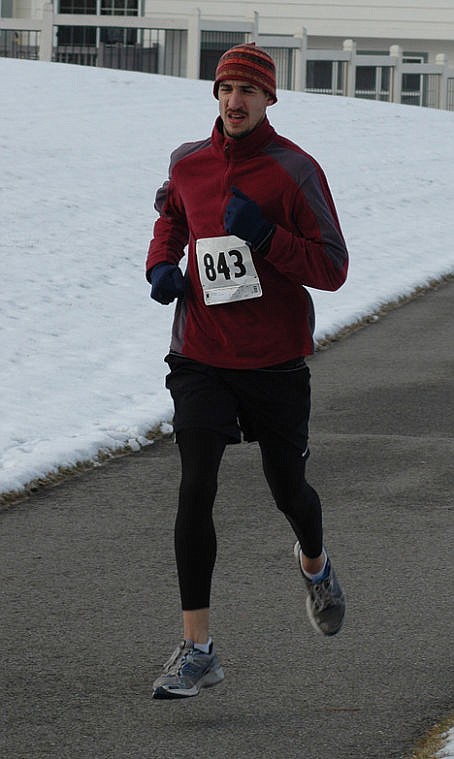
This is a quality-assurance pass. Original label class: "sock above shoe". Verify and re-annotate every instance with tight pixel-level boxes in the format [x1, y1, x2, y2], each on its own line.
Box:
[193, 638, 212, 654]
[301, 550, 329, 583]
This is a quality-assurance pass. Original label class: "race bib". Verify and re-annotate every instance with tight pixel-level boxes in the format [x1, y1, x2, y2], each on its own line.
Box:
[196, 235, 262, 306]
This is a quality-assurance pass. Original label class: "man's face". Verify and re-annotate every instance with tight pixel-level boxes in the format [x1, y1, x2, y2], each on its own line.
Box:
[218, 79, 273, 139]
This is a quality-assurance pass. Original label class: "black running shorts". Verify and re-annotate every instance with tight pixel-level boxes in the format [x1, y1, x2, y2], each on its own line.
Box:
[164, 353, 311, 452]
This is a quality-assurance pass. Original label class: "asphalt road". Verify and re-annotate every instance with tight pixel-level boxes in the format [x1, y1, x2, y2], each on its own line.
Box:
[1, 280, 453, 759]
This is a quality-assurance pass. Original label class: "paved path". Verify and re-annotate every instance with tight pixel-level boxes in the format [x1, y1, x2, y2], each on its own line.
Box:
[1, 281, 453, 759]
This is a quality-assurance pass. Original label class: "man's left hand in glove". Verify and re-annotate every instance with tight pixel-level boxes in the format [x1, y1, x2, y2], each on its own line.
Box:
[224, 187, 275, 254]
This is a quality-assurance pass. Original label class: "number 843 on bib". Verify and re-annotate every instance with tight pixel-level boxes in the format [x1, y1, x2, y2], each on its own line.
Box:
[195, 235, 263, 306]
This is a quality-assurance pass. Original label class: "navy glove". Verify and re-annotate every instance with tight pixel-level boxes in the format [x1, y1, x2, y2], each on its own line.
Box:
[150, 262, 185, 305]
[224, 187, 275, 252]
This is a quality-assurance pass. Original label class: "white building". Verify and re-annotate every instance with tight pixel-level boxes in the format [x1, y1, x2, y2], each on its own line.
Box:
[2, 0, 454, 108]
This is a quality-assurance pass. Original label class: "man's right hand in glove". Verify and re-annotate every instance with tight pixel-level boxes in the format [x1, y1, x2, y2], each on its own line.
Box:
[150, 263, 185, 305]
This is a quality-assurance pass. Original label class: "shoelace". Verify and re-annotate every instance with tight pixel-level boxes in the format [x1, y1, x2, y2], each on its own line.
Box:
[311, 577, 338, 612]
[163, 641, 194, 674]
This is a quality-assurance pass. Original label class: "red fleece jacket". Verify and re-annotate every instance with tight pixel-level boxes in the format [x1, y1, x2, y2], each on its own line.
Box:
[146, 116, 348, 369]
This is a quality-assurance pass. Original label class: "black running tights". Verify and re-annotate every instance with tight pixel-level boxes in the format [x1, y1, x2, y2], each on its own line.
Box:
[175, 428, 323, 610]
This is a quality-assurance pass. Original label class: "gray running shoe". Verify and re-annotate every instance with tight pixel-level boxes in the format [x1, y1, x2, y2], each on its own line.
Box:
[152, 639, 224, 699]
[294, 542, 346, 636]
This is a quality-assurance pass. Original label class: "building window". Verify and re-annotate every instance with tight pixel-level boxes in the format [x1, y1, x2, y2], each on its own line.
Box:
[355, 65, 391, 101]
[57, 0, 138, 47]
[401, 55, 426, 106]
[59, 0, 96, 12]
[57, 0, 96, 45]
[100, 0, 138, 14]
[100, 0, 138, 44]
[306, 60, 344, 95]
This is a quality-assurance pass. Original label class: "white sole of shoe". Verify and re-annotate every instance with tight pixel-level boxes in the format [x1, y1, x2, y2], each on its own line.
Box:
[152, 666, 225, 700]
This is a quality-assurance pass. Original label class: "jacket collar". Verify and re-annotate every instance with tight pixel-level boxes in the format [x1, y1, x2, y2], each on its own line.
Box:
[212, 115, 276, 160]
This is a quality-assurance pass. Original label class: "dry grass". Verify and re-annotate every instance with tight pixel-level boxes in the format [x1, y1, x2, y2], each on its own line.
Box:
[316, 272, 454, 349]
[0, 426, 171, 511]
[408, 714, 454, 759]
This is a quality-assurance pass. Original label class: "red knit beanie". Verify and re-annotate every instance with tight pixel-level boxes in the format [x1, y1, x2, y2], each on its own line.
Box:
[213, 42, 277, 104]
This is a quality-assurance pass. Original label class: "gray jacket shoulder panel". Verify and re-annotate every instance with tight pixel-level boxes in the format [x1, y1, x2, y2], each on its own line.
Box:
[262, 141, 318, 188]
[154, 137, 211, 214]
[169, 137, 212, 173]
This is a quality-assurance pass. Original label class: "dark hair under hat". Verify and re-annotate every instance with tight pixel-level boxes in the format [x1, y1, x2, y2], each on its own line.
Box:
[213, 42, 277, 104]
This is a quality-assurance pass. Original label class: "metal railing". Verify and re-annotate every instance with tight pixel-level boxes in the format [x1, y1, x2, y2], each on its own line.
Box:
[1, 6, 454, 110]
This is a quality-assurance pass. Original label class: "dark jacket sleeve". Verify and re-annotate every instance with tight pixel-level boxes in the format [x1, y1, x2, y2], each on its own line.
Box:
[265, 165, 348, 291]
[145, 174, 189, 282]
